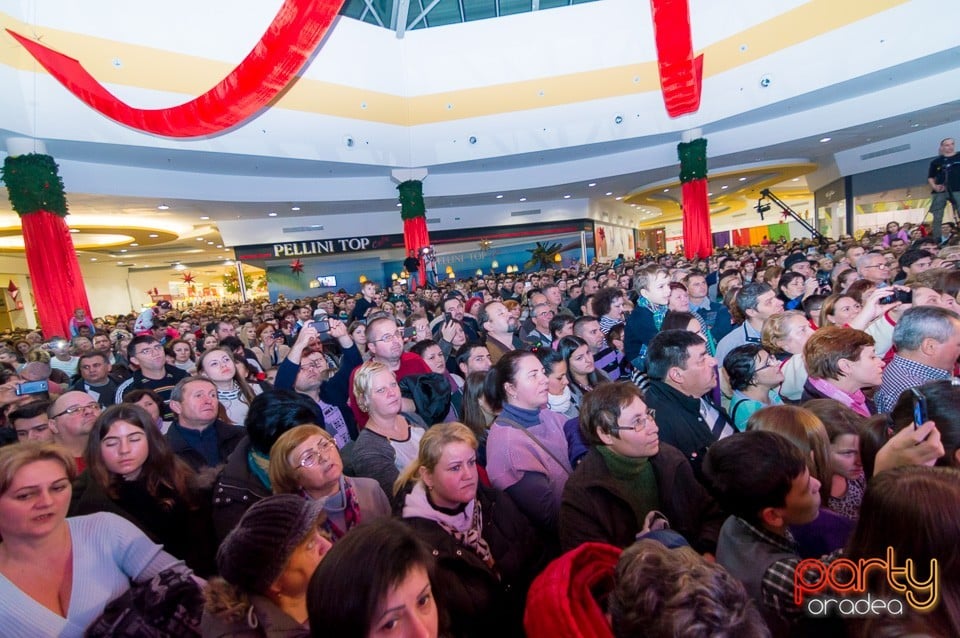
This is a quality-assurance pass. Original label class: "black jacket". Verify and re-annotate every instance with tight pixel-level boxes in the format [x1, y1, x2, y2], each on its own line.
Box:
[165, 419, 245, 472]
[402, 485, 548, 638]
[211, 436, 271, 543]
[559, 445, 724, 554]
[642, 379, 732, 469]
[70, 470, 218, 576]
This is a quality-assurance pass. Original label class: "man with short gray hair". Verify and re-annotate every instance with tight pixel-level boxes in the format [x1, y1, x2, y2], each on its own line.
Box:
[874, 306, 960, 413]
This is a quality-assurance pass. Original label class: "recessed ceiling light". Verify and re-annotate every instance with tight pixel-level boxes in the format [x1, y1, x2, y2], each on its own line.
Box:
[148, 233, 158, 238]
[605, 192, 613, 196]
[396, 203, 402, 207]
[268, 212, 278, 217]
[588, 183, 596, 187]
[207, 241, 214, 245]
[291, 206, 301, 211]
[708, 192, 713, 196]
[200, 216, 210, 220]
[739, 177, 747, 181]
[216, 244, 223, 248]
[819, 137, 831, 143]
[519, 197, 527, 202]
[563, 195, 571, 199]
[792, 178, 800, 182]
[196, 237, 204, 241]
[721, 185, 728, 190]
[90, 257, 97, 262]
[69, 228, 79, 233]
[663, 188, 669, 192]
[130, 243, 139, 247]
[120, 249, 127, 253]
[157, 204, 169, 210]
[615, 197, 622, 201]
[496, 195, 503, 199]
[910, 123, 920, 128]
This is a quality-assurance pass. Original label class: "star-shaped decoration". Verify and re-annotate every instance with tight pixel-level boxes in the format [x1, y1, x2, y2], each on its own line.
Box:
[182, 272, 195, 283]
[290, 259, 304, 275]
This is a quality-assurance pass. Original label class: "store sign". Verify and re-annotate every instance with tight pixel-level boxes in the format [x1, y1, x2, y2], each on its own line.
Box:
[271, 238, 372, 257]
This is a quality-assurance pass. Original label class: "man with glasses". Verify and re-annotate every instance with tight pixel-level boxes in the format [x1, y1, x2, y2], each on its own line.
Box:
[348, 316, 431, 428]
[114, 335, 188, 416]
[48, 391, 103, 471]
[559, 382, 723, 552]
[524, 303, 555, 348]
[856, 252, 891, 286]
[274, 320, 360, 446]
[10, 400, 54, 444]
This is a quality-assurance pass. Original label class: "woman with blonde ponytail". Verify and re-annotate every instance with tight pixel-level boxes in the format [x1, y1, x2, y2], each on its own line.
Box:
[395, 423, 547, 638]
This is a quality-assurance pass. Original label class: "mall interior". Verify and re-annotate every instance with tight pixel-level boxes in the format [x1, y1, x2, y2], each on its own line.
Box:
[1, 0, 959, 330]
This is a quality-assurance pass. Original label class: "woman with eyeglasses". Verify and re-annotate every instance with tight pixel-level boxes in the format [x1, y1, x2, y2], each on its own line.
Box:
[68, 403, 218, 575]
[197, 347, 264, 426]
[268, 425, 389, 545]
[723, 343, 785, 431]
[350, 361, 428, 500]
[558, 382, 723, 553]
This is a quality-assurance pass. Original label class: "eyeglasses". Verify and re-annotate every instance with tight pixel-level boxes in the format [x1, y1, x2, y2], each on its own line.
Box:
[135, 344, 164, 356]
[614, 409, 657, 432]
[754, 357, 778, 373]
[298, 438, 336, 468]
[863, 263, 889, 270]
[301, 359, 327, 370]
[53, 403, 101, 419]
[373, 331, 403, 344]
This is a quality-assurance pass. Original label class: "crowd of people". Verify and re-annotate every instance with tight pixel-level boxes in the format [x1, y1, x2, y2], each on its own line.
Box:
[0, 219, 959, 637]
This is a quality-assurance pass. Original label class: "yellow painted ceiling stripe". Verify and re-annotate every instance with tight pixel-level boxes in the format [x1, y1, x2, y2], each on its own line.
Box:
[0, 0, 910, 127]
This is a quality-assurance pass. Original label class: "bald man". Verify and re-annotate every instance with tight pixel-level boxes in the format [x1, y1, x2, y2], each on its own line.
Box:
[49, 390, 103, 471]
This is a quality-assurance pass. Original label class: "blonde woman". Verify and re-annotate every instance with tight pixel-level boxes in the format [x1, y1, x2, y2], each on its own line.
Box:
[268, 424, 390, 542]
[349, 361, 427, 498]
[395, 423, 545, 638]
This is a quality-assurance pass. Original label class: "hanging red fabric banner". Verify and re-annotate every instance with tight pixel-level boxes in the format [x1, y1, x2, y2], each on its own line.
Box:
[650, 0, 703, 117]
[6, 0, 346, 138]
[398, 180, 431, 287]
[677, 138, 712, 259]
[1, 154, 92, 338]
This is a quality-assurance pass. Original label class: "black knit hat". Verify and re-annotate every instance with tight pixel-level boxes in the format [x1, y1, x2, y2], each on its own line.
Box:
[216, 494, 325, 593]
[783, 252, 810, 271]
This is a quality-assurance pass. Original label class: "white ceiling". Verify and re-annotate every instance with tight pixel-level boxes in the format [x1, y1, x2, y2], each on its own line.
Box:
[0, 0, 958, 272]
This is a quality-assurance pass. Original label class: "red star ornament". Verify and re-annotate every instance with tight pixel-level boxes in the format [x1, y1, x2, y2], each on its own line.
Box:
[290, 259, 304, 276]
[182, 272, 196, 283]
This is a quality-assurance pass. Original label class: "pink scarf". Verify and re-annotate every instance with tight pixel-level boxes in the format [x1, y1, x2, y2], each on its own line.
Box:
[808, 377, 871, 417]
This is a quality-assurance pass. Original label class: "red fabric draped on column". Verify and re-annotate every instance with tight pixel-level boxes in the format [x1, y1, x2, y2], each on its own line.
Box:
[1, 154, 91, 339]
[403, 215, 430, 286]
[22, 211, 92, 338]
[677, 138, 712, 259]
[398, 180, 432, 286]
[680, 179, 711, 259]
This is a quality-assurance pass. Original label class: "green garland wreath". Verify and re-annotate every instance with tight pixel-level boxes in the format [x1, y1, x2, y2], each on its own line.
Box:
[1, 154, 68, 217]
[397, 179, 426, 220]
[677, 138, 707, 183]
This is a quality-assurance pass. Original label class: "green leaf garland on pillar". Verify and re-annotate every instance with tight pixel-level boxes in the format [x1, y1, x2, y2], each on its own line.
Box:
[1, 152, 91, 338]
[398, 180, 426, 220]
[1, 153, 69, 217]
[677, 138, 707, 183]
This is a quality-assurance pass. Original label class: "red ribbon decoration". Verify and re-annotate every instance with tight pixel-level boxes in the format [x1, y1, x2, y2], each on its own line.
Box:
[650, 0, 703, 117]
[6, 0, 346, 138]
